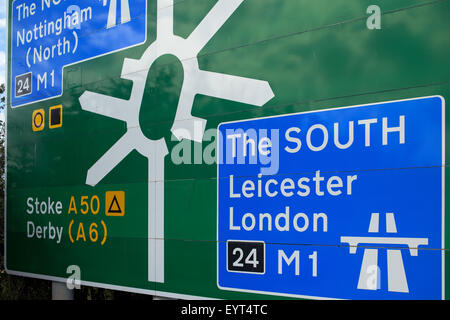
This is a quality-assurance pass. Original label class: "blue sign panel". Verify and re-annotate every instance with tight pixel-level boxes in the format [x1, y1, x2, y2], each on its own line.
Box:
[11, 0, 146, 107]
[217, 96, 445, 300]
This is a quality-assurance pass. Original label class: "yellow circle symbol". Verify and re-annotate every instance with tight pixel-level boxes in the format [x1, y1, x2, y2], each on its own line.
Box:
[32, 109, 45, 132]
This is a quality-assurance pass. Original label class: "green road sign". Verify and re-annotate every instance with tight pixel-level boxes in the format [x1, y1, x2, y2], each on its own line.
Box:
[5, 0, 450, 299]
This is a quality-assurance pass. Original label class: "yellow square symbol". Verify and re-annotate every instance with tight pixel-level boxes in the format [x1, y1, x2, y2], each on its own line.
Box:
[49, 105, 63, 129]
[105, 191, 125, 217]
[32, 109, 45, 132]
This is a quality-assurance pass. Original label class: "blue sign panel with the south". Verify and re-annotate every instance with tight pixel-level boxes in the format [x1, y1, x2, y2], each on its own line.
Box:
[217, 96, 445, 300]
[11, 0, 146, 107]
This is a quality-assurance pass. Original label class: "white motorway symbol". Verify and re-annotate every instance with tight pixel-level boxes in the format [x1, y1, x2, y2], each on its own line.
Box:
[106, 0, 131, 29]
[79, 0, 274, 283]
[341, 213, 429, 293]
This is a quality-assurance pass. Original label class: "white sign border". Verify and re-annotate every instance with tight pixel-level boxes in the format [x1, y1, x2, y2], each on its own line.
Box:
[9, 0, 149, 108]
[216, 95, 446, 300]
